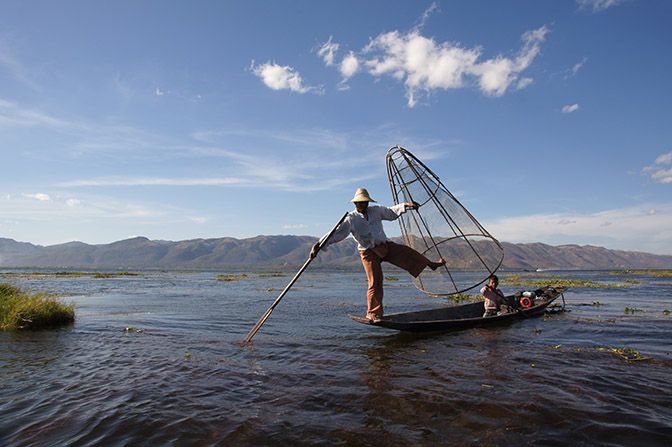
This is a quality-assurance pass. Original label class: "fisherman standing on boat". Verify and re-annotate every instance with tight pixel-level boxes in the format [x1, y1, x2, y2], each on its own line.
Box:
[311, 188, 445, 322]
[481, 275, 506, 317]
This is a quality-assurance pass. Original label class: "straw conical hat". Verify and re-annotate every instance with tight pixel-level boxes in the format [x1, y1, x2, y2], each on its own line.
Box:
[349, 188, 376, 203]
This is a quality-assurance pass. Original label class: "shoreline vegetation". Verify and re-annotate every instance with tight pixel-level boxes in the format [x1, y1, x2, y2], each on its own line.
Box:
[0, 283, 75, 331]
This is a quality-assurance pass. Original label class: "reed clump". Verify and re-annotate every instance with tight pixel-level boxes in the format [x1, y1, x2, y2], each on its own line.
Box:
[0, 283, 75, 330]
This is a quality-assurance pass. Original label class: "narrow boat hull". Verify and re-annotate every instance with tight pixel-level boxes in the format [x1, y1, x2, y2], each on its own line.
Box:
[349, 285, 568, 333]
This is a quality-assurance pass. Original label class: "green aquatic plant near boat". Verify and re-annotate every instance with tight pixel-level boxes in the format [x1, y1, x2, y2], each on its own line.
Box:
[0, 283, 75, 330]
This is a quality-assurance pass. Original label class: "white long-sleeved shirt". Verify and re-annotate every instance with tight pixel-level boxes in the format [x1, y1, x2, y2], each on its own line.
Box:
[321, 203, 409, 251]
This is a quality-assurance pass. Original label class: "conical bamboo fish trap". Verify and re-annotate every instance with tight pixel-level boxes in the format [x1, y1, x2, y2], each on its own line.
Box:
[386, 145, 504, 295]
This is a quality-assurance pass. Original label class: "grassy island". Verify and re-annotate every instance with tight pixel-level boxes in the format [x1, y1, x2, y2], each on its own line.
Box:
[0, 283, 75, 330]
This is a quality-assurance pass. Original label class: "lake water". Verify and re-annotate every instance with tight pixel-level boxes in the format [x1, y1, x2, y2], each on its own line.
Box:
[1, 269, 671, 446]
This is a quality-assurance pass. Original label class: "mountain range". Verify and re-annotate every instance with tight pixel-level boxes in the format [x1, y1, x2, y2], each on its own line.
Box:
[1, 236, 671, 271]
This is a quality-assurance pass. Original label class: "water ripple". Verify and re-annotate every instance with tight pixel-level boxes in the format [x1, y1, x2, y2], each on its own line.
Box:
[1, 270, 671, 446]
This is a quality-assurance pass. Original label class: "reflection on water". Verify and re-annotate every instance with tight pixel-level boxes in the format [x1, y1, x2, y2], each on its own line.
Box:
[1, 269, 671, 446]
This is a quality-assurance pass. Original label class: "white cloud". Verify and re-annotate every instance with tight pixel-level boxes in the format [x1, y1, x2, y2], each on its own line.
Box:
[0, 41, 40, 89]
[60, 176, 249, 187]
[317, 36, 339, 66]
[343, 24, 548, 107]
[562, 104, 580, 113]
[0, 99, 73, 129]
[641, 151, 672, 184]
[576, 0, 626, 12]
[257, 8, 547, 106]
[59, 124, 385, 193]
[655, 152, 672, 165]
[566, 57, 588, 78]
[284, 224, 308, 230]
[250, 60, 321, 94]
[516, 77, 533, 90]
[23, 193, 52, 201]
[416, 2, 439, 29]
[339, 51, 360, 80]
[485, 204, 672, 254]
[156, 88, 165, 96]
[651, 169, 672, 184]
[5, 191, 179, 223]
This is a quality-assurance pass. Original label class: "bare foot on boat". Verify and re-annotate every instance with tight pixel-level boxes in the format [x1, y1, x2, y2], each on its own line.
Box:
[366, 314, 382, 323]
[428, 258, 446, 270]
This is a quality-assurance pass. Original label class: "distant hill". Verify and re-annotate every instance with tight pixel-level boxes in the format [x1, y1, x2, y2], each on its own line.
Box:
[1, 236, 671, 270]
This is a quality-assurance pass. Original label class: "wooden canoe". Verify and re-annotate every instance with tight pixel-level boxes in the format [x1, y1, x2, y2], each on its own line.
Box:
[348, 285, 568, 333]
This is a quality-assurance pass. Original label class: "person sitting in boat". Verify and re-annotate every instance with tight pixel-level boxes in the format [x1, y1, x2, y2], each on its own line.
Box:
[310, 188, 446, 323]
[481, 275, 506, 317]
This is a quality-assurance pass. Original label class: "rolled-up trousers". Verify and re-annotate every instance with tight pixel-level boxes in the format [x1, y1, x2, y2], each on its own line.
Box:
[359, 241, 432, 317]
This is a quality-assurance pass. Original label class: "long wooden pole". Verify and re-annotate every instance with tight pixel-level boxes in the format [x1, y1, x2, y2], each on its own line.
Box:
[244, 211, 348, 343]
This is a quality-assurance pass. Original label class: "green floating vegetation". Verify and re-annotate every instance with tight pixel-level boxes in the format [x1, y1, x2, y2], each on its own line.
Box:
[444, 293, 482, 303]
[624, 307, 646, 314]
[92, 271, 139, 278]
[545, 304, 570, 314]
[217, 273, 249, 282]
[500, 276, 624, 288]
[623, 279, 647, 284]
[0, 283, 75, 330]
[599, 347, 651, 362]
[552, 344, 652, 362]
[248, 271, 291, 278]
[507, 272, 574, 277]
[219, 271, 291, 280]
[0, 271, 139, 278]
[608, 270, 672, 277]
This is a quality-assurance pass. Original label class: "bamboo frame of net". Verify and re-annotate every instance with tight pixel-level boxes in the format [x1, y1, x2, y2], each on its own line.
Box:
[386, 145, 504, 295]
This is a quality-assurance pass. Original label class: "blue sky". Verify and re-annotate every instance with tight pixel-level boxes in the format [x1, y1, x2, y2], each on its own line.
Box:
[1, 0, 671, 255]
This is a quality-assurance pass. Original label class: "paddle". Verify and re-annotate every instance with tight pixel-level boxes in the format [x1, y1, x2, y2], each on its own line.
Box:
[243, 211, 349, 343]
